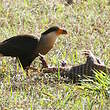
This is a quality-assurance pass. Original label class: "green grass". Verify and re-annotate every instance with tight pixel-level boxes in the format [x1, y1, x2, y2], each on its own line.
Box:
[0, 0, 110, 109]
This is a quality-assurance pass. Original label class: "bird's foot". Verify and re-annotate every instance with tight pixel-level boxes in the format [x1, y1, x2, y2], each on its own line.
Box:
[42, 60, 68, 73]
[42, 66, 66, 73]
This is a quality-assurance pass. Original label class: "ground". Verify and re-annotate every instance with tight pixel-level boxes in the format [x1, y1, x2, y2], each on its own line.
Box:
[0, 0, 110, 110]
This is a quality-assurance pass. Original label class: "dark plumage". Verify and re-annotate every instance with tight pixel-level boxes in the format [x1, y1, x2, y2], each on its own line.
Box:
[42, 26, 59, 35]
[0, 26, 67, 69]
[0, 35, 39, 69]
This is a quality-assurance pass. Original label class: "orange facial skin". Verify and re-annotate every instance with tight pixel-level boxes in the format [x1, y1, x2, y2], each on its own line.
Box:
[56, 29, 67, 35]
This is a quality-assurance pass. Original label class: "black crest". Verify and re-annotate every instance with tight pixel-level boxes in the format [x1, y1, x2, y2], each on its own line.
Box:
[42, 26, 59, 35]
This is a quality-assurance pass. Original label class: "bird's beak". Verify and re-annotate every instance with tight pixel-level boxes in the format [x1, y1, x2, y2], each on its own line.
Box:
[56, 28, 67, 36]
[62, 29, 68, 34]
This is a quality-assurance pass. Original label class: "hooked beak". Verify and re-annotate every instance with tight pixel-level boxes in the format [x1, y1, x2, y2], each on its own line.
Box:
[56, 28, 67, 35]
[62, 29, 67, 34]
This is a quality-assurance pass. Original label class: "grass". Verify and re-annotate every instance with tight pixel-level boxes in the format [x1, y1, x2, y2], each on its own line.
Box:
[0, 0, 110, 109]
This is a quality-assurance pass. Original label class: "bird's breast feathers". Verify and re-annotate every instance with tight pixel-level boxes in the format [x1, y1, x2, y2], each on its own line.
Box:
[38, 32, 58, 55]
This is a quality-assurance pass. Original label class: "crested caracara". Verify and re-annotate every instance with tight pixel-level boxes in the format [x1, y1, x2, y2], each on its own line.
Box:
[0, 26, 67, 69]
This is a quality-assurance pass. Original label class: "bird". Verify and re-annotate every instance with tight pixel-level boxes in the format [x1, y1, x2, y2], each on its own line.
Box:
[0, 26, 67, 69]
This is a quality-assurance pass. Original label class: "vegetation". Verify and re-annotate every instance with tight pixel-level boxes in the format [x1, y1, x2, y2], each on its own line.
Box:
[0, 0, 110, 109]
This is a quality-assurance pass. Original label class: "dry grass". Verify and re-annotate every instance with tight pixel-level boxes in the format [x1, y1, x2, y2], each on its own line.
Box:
[0, 0, 110, 109]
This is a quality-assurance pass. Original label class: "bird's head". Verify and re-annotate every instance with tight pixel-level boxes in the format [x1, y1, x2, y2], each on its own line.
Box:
[39, 26, 67, 55]
[41, 26, 67, 37]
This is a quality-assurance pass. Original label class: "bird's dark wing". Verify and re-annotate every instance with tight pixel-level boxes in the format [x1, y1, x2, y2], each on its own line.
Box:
[19, 55, 37, 69]
[0, 35, 39, 57]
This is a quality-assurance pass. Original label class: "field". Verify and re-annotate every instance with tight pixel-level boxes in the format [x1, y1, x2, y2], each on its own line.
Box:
[0, 0, 110, 109]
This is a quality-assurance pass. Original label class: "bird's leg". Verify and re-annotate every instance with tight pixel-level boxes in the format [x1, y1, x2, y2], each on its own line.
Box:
[39, 53, 48, 68]
[38, 53, 66, 73]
